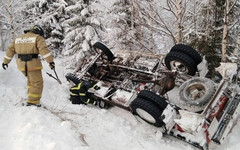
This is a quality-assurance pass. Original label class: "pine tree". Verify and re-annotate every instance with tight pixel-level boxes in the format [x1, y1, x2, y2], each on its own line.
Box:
[20, 0, 68, 56]
[98, 0, 135, 50]
[62, 0, 101, 68]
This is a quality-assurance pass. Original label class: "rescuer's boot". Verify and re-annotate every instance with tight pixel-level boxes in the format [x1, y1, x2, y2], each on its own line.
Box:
[26, 102, 41, 107]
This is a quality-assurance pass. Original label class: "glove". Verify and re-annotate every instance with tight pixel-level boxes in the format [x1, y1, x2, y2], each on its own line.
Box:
[49, 62, 55, 70]
[93, 85, 101, 90]
[2, 63, 8, 70]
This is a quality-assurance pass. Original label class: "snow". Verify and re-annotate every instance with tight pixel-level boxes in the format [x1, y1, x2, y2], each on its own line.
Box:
[81, 8, 89, 17]
[85, 25, 97, 42]
[174, 110, 203, 133]
[65, 3, 83, 13]
[57, 0, 68, 6]
[1, 51, 240, 150]
[215, 62, 238, 79]
[39, 0, 47, 8]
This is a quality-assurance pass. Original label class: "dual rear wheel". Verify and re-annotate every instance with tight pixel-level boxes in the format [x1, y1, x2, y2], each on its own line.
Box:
[130, 90, 168, 127]
[164, 44, 202, 76]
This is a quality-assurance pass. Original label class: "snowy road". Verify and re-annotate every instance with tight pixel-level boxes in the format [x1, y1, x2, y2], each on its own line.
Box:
[0, 51, 239, 150]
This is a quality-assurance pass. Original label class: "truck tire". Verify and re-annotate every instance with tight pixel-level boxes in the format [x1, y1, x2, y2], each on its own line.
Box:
[65, 73, 81, 85]
[137, 90, 168, 110]
[170, 44, 202, 64]
[93, 42, 114, 62]
[164, 51, 197, 76]
[130, 97, 165, 127]
[178, 77, 216, 112]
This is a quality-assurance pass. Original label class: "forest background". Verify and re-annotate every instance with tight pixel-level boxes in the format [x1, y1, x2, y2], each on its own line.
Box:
[0, 0, 240, 76]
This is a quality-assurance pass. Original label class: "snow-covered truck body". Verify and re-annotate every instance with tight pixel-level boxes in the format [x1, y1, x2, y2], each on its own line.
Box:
[65, 42, 240, 150]
[162, 63, 240, 149]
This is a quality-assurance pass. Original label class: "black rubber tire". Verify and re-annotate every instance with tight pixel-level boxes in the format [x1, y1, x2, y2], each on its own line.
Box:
[137, 90, 168, 109]
[164, 51, 197, 76]
[93, 42, 114, 62]
[170, 44, 202, 64]
[177, 77, 216, 112]
[130, 97, 165, 127]
[65, 73, 81, 85]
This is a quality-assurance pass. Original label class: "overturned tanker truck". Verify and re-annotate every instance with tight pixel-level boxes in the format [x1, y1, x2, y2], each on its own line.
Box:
[65, 41, 240, 150]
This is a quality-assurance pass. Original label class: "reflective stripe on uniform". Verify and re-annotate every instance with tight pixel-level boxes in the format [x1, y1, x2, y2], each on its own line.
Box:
[28, 93, 41, 98]
[15, 37, 36, 44]
[70, 92, 78, 96]
[42, 52, 52, 59]
[79, 93, 86, 96]
[4, 55, 12, 60]
[86, 99, 90, 103]
[19, 67, 42, 71]
[71, 82, 82, 90]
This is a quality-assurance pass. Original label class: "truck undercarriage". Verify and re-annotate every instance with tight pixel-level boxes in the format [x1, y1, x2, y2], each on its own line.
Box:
[65, 42, 240, 149]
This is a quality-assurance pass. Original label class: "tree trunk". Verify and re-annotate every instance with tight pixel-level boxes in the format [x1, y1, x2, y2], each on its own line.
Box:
[133, 1, 144, 50]
[193, 0, 197, 39]
[205, 0, 210, 42]
[129, 0, 134, 30]
[176, 0, 183, 44]
[234, 31, 240, 56]
[149, 0, 154, 52]
[0, 25, 5, 51]
[6, 0, 15, 40]
[221, 0, 229, 62]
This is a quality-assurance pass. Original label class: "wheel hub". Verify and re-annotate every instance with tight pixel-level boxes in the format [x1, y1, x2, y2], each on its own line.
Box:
[170, 61, 188, 74]
[136, 108, 156, 123]
[186, 83, 206, 100]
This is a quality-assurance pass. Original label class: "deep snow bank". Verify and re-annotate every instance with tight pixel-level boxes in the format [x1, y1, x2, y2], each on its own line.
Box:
[0, 51, 240, 150]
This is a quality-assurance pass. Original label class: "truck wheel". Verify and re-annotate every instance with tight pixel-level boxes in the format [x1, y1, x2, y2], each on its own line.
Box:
[93, 42, 114, 62]
[164, 51, 197, 76]
[65, 73, 81, 85]
[137, 90, 168, 110]
[170, 44, 202, 64]
[178, 77, 216, 112]
[130, 97, 165, 127]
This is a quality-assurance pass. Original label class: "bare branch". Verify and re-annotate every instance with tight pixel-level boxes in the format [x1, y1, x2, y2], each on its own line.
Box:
[228, 0, 237, 14]
[166, 0, 178, 18]
[228, 19, 240, 31]
[0, 11, 9, 19]
[0, 19, 11, 25]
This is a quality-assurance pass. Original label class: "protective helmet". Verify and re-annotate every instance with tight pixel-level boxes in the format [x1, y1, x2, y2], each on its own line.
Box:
[24, 25, 44, 36]
[31, 25, 44, 37]
[82, 81, 93, 89]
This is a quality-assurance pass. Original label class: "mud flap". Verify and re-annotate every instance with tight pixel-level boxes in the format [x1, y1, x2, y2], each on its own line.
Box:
[215, 62, 237, 79]
[174, 110, 203, 134]
[161, 104, 178, 133]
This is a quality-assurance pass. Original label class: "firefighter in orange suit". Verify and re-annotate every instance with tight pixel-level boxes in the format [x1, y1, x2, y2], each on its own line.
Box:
[2, 25, 55, 107]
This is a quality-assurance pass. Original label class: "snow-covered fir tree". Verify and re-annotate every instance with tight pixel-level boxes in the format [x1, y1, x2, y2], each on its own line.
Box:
[62, 0, 101, 68]
[20, 0, 69, 56]
[90, 0, 134, 51]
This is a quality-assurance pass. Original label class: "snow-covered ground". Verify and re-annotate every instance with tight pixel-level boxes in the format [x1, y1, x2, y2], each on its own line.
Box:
[0, 51, 240, 150]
